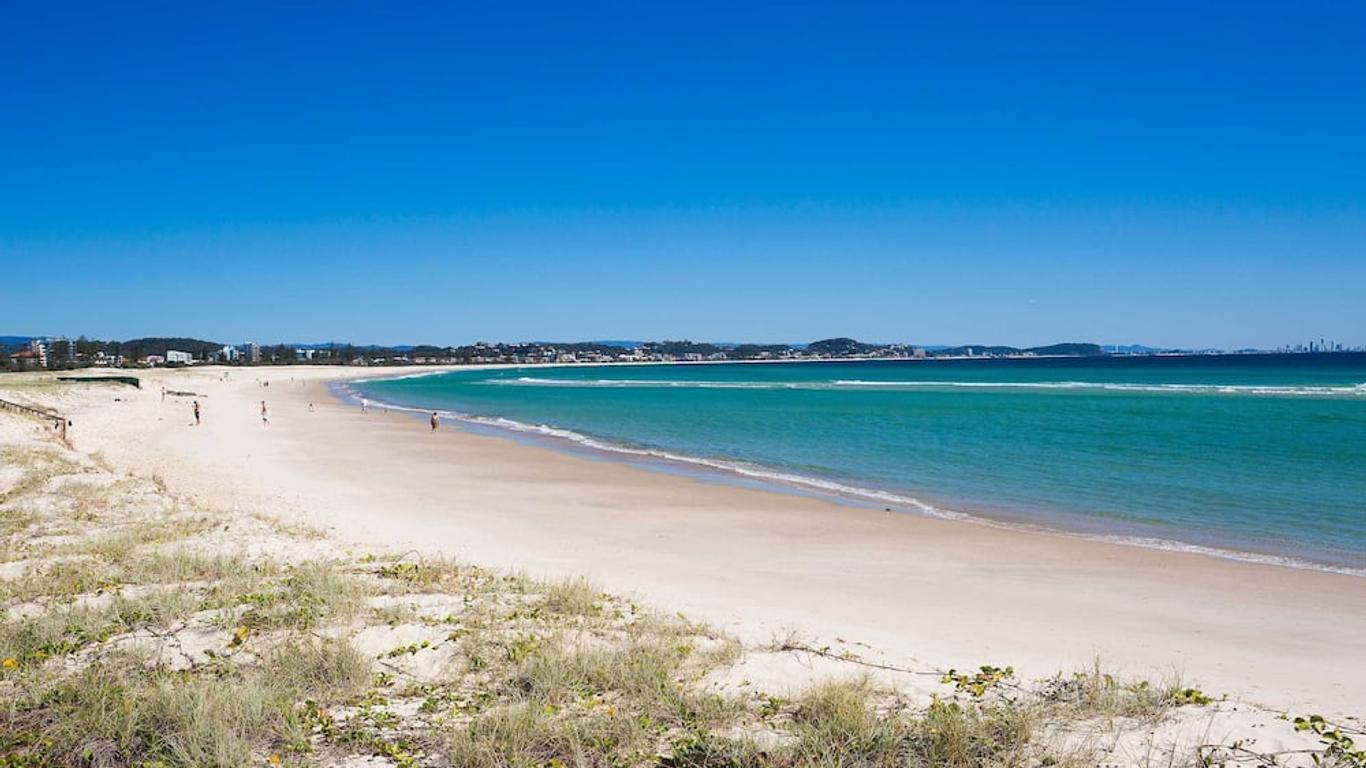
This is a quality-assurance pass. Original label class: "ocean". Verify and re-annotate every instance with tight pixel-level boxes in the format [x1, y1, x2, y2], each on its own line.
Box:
[354, 354, 1366, 575]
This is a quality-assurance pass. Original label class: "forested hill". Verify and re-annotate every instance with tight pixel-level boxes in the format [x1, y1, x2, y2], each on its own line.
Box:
[114, 337, 227, 359]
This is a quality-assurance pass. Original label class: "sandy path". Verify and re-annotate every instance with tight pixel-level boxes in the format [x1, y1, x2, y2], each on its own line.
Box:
[50, 365, 1366, 718]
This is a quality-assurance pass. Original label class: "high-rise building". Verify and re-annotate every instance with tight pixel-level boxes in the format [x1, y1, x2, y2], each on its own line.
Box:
[246, 342, 262, 363]
[48, 337, 77, 363]
[28, 340, 48, 367]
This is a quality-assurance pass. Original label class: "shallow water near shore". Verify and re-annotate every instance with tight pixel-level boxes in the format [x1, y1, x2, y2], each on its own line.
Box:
[355, 354, 1366, 575]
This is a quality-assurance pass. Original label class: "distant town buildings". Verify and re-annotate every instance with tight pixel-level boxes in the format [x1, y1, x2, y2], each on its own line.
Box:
[10, 348, 42, 367]
[28, 340, 48, 367]
[48, 338, 77, 364]
[2, 333, 1362, 373]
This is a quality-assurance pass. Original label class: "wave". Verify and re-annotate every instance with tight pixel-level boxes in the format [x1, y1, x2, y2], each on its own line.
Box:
[351, 369, 453, 385]
[340, 385, 1366, 578]
[835, 380, 1366, 396]
[347, 393, 961, 516]
[494, 376, 812, 390]
[486, 376, 1366, 397]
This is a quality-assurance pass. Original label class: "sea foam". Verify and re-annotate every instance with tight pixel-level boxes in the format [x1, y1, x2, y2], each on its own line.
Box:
[487, 376, 1366, 397]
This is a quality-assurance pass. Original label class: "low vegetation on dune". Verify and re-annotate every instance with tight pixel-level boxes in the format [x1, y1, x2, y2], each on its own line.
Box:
[0, 408, 1360, 768]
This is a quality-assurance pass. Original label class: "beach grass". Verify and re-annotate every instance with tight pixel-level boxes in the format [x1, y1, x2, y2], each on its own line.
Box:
[0, 409, 1345, 768]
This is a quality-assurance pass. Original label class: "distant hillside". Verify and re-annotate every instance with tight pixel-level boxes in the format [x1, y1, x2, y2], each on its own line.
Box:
[1029, 343, 1105, 356]
[806, 337, 880, 356]
[639, 340, 726, 357]
[114, 337, 226, 359]
[727, 343, 794, 358]
[1103, 344, 1172, 354]
[934, 343, 1104, 357]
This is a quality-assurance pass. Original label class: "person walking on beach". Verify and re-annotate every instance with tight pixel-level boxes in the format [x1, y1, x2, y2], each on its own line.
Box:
[361, 397, 368, 414]
[430, 411, 440, 431]
[192, 400, 200, 426]
[260, 400, 270, 426]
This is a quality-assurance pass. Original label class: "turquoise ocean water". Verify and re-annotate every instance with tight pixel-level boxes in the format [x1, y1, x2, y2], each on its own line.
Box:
[355, 354, 1366, 574]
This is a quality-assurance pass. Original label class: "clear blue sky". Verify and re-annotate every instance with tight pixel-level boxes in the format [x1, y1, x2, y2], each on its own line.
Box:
[3, 1, 1363, 349]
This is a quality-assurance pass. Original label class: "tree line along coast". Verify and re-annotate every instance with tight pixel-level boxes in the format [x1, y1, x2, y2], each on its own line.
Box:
[2, 336, 1116, 371]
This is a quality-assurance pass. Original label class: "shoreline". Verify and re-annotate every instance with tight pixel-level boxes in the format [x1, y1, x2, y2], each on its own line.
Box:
[342, 370, 1366, 579]
[25, 365, 1366, 718]
[1, 379, 1342, 767]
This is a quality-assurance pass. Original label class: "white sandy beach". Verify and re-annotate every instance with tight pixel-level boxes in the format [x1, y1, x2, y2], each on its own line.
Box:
[20, 365, 1366, 719]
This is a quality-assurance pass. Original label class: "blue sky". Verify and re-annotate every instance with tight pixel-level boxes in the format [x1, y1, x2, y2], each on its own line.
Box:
[3, 1, 1363, 348]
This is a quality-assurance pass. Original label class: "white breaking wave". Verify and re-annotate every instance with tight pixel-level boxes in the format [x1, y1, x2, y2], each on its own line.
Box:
[495, 376, 812, 390]
[834, 380, 1366, 396]
[485, 376, 1366, 397]
[341, 385, 1366, 579]
[341, 387, 964, 517]
[351, 369, 452, 385]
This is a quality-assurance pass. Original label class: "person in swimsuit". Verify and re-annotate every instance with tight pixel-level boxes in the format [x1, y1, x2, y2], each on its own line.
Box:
[192, 400, 200, 426]
[261, 400, 269, 425]
[430, 411, 440, 431]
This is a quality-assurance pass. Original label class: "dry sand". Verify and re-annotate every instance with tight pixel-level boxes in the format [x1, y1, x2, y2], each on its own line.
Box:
[27, 365, 1366, 718]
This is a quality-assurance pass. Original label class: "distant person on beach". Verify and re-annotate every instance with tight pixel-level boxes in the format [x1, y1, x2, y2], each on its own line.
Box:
[308, 402, 314, 412]
[260, 400, 269, 425]
[361, 397, 368, 413]
[430, 411, 440, 431]
[192, 400, 200, 426]
[160, 386, 166, 402]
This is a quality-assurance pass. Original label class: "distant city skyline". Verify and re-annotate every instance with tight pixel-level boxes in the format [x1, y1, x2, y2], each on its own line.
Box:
[3, 3, 1363, 349]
